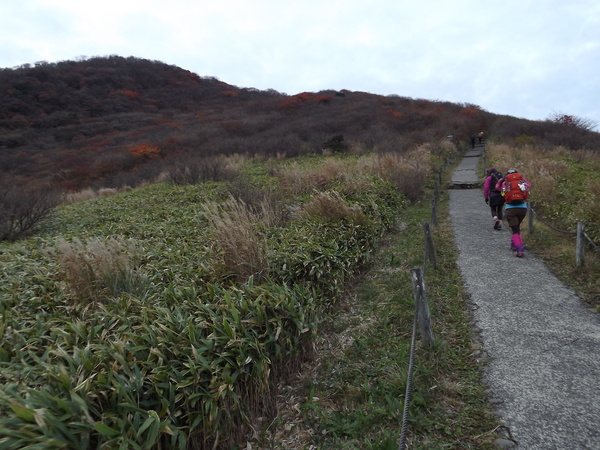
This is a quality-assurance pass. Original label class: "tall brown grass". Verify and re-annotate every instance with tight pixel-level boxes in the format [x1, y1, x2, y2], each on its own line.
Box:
[297, 190, 370, 225]
[275, 160, 347, 196]
[160, 154, 240, 185]
[275, 148, 436, 204]
[62, 186, 132, 205]
[225, 177, 290, 227]
[201, 196, 270, 283]
[49, 236, 145, 303]
[360, 149, 432, 202]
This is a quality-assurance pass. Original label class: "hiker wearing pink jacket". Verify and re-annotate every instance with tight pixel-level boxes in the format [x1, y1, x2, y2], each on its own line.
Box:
[495, 169, 532, 257]
[483, 167, 505, 230]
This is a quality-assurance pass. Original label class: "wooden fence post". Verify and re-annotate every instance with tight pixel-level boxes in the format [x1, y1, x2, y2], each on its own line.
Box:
[482, 146, 486, 177]
[576, 222, 586, 267]
[423, 222, 437, 270]
[527, 202, 534, 234]
[410, 268, 435, 347]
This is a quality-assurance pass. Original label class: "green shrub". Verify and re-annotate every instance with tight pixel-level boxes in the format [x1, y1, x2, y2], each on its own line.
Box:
[0, 282, 317, 449]
[322, 134, 348, 154]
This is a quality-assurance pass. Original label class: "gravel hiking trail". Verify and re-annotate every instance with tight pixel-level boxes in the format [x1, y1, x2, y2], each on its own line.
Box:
[448, 148, 600, 449]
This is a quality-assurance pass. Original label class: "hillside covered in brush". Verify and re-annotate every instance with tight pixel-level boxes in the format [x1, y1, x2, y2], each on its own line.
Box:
[1, 55, 599, 191]
[2, 55, 600, 448]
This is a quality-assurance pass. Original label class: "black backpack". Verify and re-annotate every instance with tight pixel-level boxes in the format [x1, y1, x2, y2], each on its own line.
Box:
[489, 171, 502, 193]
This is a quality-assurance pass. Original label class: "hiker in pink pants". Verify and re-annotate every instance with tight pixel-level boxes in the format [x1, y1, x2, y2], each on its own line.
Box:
[495, 169, 532, 257]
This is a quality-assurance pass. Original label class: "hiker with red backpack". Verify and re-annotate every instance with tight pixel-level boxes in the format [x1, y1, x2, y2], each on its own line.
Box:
[495, 169, 532, 257]
[484, 167, 505, 230]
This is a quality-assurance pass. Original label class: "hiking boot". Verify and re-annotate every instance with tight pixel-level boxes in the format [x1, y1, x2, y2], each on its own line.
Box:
[515, 243, 525, 257]
[494, 220, 501, 230]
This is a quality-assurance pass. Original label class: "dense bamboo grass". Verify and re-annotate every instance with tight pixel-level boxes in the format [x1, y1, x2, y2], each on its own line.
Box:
[0, 150, 441, 449]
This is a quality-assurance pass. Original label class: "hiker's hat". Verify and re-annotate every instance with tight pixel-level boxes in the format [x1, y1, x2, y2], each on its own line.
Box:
[507, 168, 518, 174]
[487, 167, 497, 175]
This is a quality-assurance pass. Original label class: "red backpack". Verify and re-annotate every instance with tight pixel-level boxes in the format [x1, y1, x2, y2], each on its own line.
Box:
[502, 173, 529, 204]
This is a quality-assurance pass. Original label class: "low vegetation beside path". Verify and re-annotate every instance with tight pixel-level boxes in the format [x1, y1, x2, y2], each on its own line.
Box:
[2, 140, 597, 449]
[2, 144, 500, 449]
[257, 199, 502, 449]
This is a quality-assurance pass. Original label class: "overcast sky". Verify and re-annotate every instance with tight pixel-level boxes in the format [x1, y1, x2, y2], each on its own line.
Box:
[2, 0, 599, 130]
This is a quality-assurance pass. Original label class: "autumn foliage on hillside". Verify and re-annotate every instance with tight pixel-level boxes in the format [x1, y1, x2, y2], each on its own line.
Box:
[1, 55, 599, 193]
[129, 143, 161, 159]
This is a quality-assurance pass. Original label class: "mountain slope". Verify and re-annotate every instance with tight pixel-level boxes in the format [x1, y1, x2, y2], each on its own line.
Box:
[1, 55, 598, 191]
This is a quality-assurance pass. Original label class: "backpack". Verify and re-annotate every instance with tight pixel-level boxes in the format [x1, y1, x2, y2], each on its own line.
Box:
[489, 171, 503, 193]
[502, 173, 529, 204]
